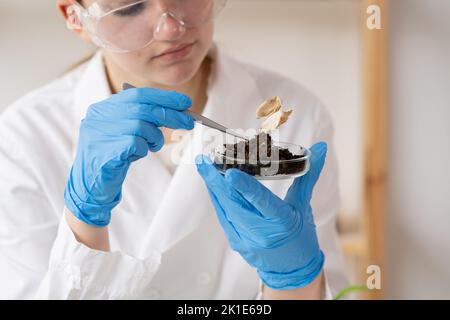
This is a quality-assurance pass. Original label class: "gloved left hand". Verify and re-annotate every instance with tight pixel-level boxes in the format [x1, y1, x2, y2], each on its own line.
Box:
[196, 142, 327, 290]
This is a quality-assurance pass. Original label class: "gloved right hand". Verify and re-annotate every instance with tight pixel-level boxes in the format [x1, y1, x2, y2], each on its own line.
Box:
[64, 87, 194, 227]
[195, 143, 327, 290]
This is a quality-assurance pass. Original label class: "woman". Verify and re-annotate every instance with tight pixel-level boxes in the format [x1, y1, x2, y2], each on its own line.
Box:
[0, 0, 347, 299]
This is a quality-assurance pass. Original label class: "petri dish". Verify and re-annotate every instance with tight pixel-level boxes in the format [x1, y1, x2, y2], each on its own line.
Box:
[210, 142, 311, 180]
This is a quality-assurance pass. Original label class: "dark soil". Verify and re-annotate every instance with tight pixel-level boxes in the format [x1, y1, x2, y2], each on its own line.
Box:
[213, 132, 307, 176]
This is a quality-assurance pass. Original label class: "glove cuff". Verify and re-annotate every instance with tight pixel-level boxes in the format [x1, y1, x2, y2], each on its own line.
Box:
[64, 172, 114, 228]
[257, 250, 325, 290]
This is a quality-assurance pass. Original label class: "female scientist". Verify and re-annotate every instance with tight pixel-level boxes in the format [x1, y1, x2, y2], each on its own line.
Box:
[0, 0, 347, 299]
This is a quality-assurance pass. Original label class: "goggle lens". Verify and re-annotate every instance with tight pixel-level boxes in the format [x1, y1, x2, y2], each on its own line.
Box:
[89, 0, 223, 52]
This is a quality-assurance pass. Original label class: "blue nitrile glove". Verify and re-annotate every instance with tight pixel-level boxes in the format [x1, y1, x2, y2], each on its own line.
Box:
[196, 142, 327, 290]
[65, 87, 194, 227]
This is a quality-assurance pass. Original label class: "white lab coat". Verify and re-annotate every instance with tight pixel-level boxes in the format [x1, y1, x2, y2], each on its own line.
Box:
[0, 45, 348, 299]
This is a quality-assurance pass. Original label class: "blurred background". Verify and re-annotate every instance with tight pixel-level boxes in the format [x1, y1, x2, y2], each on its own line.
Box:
[0, 0, 449, 299]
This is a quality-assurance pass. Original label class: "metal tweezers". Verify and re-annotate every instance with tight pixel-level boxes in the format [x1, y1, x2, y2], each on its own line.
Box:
[122, 83, 249, 142]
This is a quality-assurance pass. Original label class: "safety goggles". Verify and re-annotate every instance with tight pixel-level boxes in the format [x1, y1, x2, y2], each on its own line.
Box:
[67, 0, 227, 53]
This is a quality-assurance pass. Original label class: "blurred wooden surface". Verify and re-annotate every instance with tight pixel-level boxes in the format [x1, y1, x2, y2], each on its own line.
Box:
[339, 0, 387, 300]
[362, 0, 387, 300]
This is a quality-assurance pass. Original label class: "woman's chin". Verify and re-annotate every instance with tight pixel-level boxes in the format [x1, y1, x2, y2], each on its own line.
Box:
[152, 66, 199, 86]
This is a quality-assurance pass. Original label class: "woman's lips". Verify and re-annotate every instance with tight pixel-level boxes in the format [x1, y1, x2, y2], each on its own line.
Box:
[152, 42, 195, 63]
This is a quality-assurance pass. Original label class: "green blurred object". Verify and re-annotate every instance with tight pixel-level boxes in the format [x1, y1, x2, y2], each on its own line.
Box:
[333, 285, 369, 300]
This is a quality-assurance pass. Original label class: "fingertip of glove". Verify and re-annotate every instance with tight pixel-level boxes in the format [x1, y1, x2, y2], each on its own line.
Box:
[312, 141, 327, 151]
[195, 155, 221, 183]
[149, 142, 163, 153]
[185, 117, 196, 130]
[178, 94, 193, 109]
[310, 141, 327, 158]
[195, 154, 205, 164]
[195, 154, 212, 169]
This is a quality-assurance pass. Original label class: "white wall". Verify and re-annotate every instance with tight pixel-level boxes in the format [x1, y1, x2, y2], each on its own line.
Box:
[387, 0, 450, 299]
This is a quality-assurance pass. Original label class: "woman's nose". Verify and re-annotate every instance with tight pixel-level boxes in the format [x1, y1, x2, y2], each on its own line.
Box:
[153, 12, 186, 42]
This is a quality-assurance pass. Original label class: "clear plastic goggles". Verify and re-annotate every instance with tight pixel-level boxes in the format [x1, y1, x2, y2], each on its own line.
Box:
[67, 0, 227, 53]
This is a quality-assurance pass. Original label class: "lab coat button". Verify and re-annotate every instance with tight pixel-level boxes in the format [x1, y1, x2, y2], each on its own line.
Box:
[198, 272, 211, 285]
[147, 288, 161, 299]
